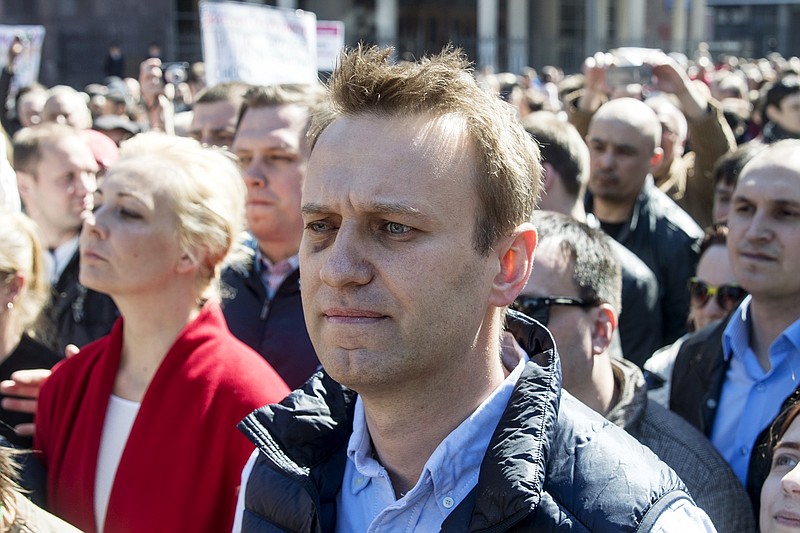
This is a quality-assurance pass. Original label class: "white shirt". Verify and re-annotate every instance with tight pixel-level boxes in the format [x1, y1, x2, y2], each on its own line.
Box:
[94, 394, 140, 533]
[48, 236, 80, 285]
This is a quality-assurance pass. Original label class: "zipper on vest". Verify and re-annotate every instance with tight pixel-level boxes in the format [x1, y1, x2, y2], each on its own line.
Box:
[260, 298, 270, 320]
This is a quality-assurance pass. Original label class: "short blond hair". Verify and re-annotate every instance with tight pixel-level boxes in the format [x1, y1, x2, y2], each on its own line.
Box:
[115, 133, 246, 300]
[309, 45, 542, 255]
[0, 209, 49, 338]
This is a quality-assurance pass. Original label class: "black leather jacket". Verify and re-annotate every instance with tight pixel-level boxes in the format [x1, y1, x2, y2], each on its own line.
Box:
[238, 312, 690, 532]
[587, 178, 703, 348]
[43, 250, 117, 353]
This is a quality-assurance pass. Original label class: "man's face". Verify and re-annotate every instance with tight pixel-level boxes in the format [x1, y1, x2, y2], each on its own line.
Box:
[189, 100, 239, 148]
[713, 181, 735, 223]
[43, 94, 92, 130]
[17, 92, 46, 127]
[727, 159, 800, 301]
[519, 238, 595, 393]
[300, 114, 498, 395]
[17, 136, 98, 242]
[587, 118, 658, 207]
[231, 104, 309, 255]
[768, 93, 800, 134]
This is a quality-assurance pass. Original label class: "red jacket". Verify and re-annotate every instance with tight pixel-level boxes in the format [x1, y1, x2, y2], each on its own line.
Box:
[34, 302, 290, 533]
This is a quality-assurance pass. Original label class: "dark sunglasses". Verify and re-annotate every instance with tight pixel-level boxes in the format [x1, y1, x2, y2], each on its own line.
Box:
[511, 295, 600, 327]
[687, 277, 747, 311]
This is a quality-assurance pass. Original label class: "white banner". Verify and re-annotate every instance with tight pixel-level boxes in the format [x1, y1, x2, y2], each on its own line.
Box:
[316, 20, 345, 72]
[0, 25, 46, 89]
[200, 1, 317, 86]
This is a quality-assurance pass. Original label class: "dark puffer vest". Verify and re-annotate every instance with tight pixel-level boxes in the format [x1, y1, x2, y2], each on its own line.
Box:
[238, 312, 690, 532]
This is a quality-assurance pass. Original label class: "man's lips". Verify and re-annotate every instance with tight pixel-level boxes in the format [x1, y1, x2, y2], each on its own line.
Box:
[738, 249, 776, 262]
[775, 509, 800, 526]
[323, 308, 387, 323]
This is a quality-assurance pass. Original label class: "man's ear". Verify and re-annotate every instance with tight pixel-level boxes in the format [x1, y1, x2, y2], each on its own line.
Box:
[765, 103, 780, 124]
[649, 147, 664, 173]
[542, 162, 556, 193]
[15, 171, 34, 204]
[590, 303, 617, 356]
[489, 223, 537, 308]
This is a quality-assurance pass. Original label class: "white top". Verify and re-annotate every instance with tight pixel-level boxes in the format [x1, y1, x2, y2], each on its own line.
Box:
[94, 394, 140, 533]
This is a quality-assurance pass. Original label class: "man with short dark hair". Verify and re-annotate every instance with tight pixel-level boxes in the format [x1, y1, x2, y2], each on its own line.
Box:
[221, 84, 323, 389]
[760, 75, 800, 143]
[233, 46, 713, 532]
[188, 82, 251, 148]
[521, 211, 755, 532]
[671, 139, 800, 509]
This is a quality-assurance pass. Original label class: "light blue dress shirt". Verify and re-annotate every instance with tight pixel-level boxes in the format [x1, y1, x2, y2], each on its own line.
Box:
[711, 296, 800, 484]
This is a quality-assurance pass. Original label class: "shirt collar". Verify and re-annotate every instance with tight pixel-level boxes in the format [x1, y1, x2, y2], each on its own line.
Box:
[50, 236, 80, 284]
[345, 342, 529, 511]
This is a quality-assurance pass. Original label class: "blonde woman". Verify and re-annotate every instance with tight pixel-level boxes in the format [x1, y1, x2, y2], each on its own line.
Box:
[0, 211, 60, 449]
[34, 133, 289, 533]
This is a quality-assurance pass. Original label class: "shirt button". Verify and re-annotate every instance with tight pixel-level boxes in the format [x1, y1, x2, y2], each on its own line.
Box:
[705, 398, 717, 409]
[756, 383, 766, 393]
[740, 446, 749, 456]
[442, 496, 455, 509]
[355, 476, 364, 486]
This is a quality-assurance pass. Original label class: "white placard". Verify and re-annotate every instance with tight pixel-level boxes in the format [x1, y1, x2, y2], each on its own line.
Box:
[316, 20, 345, 72]
[200, 1, 317, 86]
[0, 25, 46, 89]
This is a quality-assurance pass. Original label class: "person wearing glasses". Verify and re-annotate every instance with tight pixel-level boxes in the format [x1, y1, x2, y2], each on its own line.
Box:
[522, 112, 662, 368]
[671, 139, 800, 512]
[516, 211, 755, 532]
[645, 223, 748, 406]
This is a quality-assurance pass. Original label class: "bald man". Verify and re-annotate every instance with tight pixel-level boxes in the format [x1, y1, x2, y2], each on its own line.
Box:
[585, 97, 703, 350]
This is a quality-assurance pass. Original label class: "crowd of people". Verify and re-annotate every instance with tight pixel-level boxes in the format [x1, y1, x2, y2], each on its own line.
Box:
[0, 34, 799, 532]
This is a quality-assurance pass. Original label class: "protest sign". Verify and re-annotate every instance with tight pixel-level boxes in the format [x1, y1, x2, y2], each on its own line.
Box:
[316, 20, 345, 72]
[0, 25, 46, 89]
[200, 1, 317, 86]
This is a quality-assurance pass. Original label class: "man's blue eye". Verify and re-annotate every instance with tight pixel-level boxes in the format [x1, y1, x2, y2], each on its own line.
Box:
[386, 222, 410, 235]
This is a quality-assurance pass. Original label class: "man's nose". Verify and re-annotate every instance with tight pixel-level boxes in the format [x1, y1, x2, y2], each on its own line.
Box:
[318, 225, 373, 288]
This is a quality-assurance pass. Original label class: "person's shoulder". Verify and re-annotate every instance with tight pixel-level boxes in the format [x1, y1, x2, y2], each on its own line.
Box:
[677, 318, 727, 358]
[551, 393, 681, 484]
[188, 305, 290, 401]
[639, 401, 729, 472]
[543, 393, 688, 528]
[642, 183, 704, 241]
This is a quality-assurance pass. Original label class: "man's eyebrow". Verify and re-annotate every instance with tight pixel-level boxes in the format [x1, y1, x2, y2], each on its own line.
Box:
[301, 202, 422, 217]
[775, 440, 800, 452]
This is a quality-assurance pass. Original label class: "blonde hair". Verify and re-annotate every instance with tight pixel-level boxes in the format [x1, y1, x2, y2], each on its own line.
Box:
[115, 133, 246, 301]
[309, 45, 542, 255]
[0, 210, 49, 338]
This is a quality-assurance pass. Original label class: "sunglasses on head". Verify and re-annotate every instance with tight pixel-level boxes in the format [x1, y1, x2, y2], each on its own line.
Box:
[511, 295, 600, 327]
[687, 277, 747, 311]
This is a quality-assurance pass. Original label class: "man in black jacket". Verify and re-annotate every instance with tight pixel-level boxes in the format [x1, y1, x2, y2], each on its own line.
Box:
[13, 123, 117, 352]
[221, 85, 323, 389]
[232, 45, 713, 532]
[523, 113, 662, 367]
[584, 97, 703, 348]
